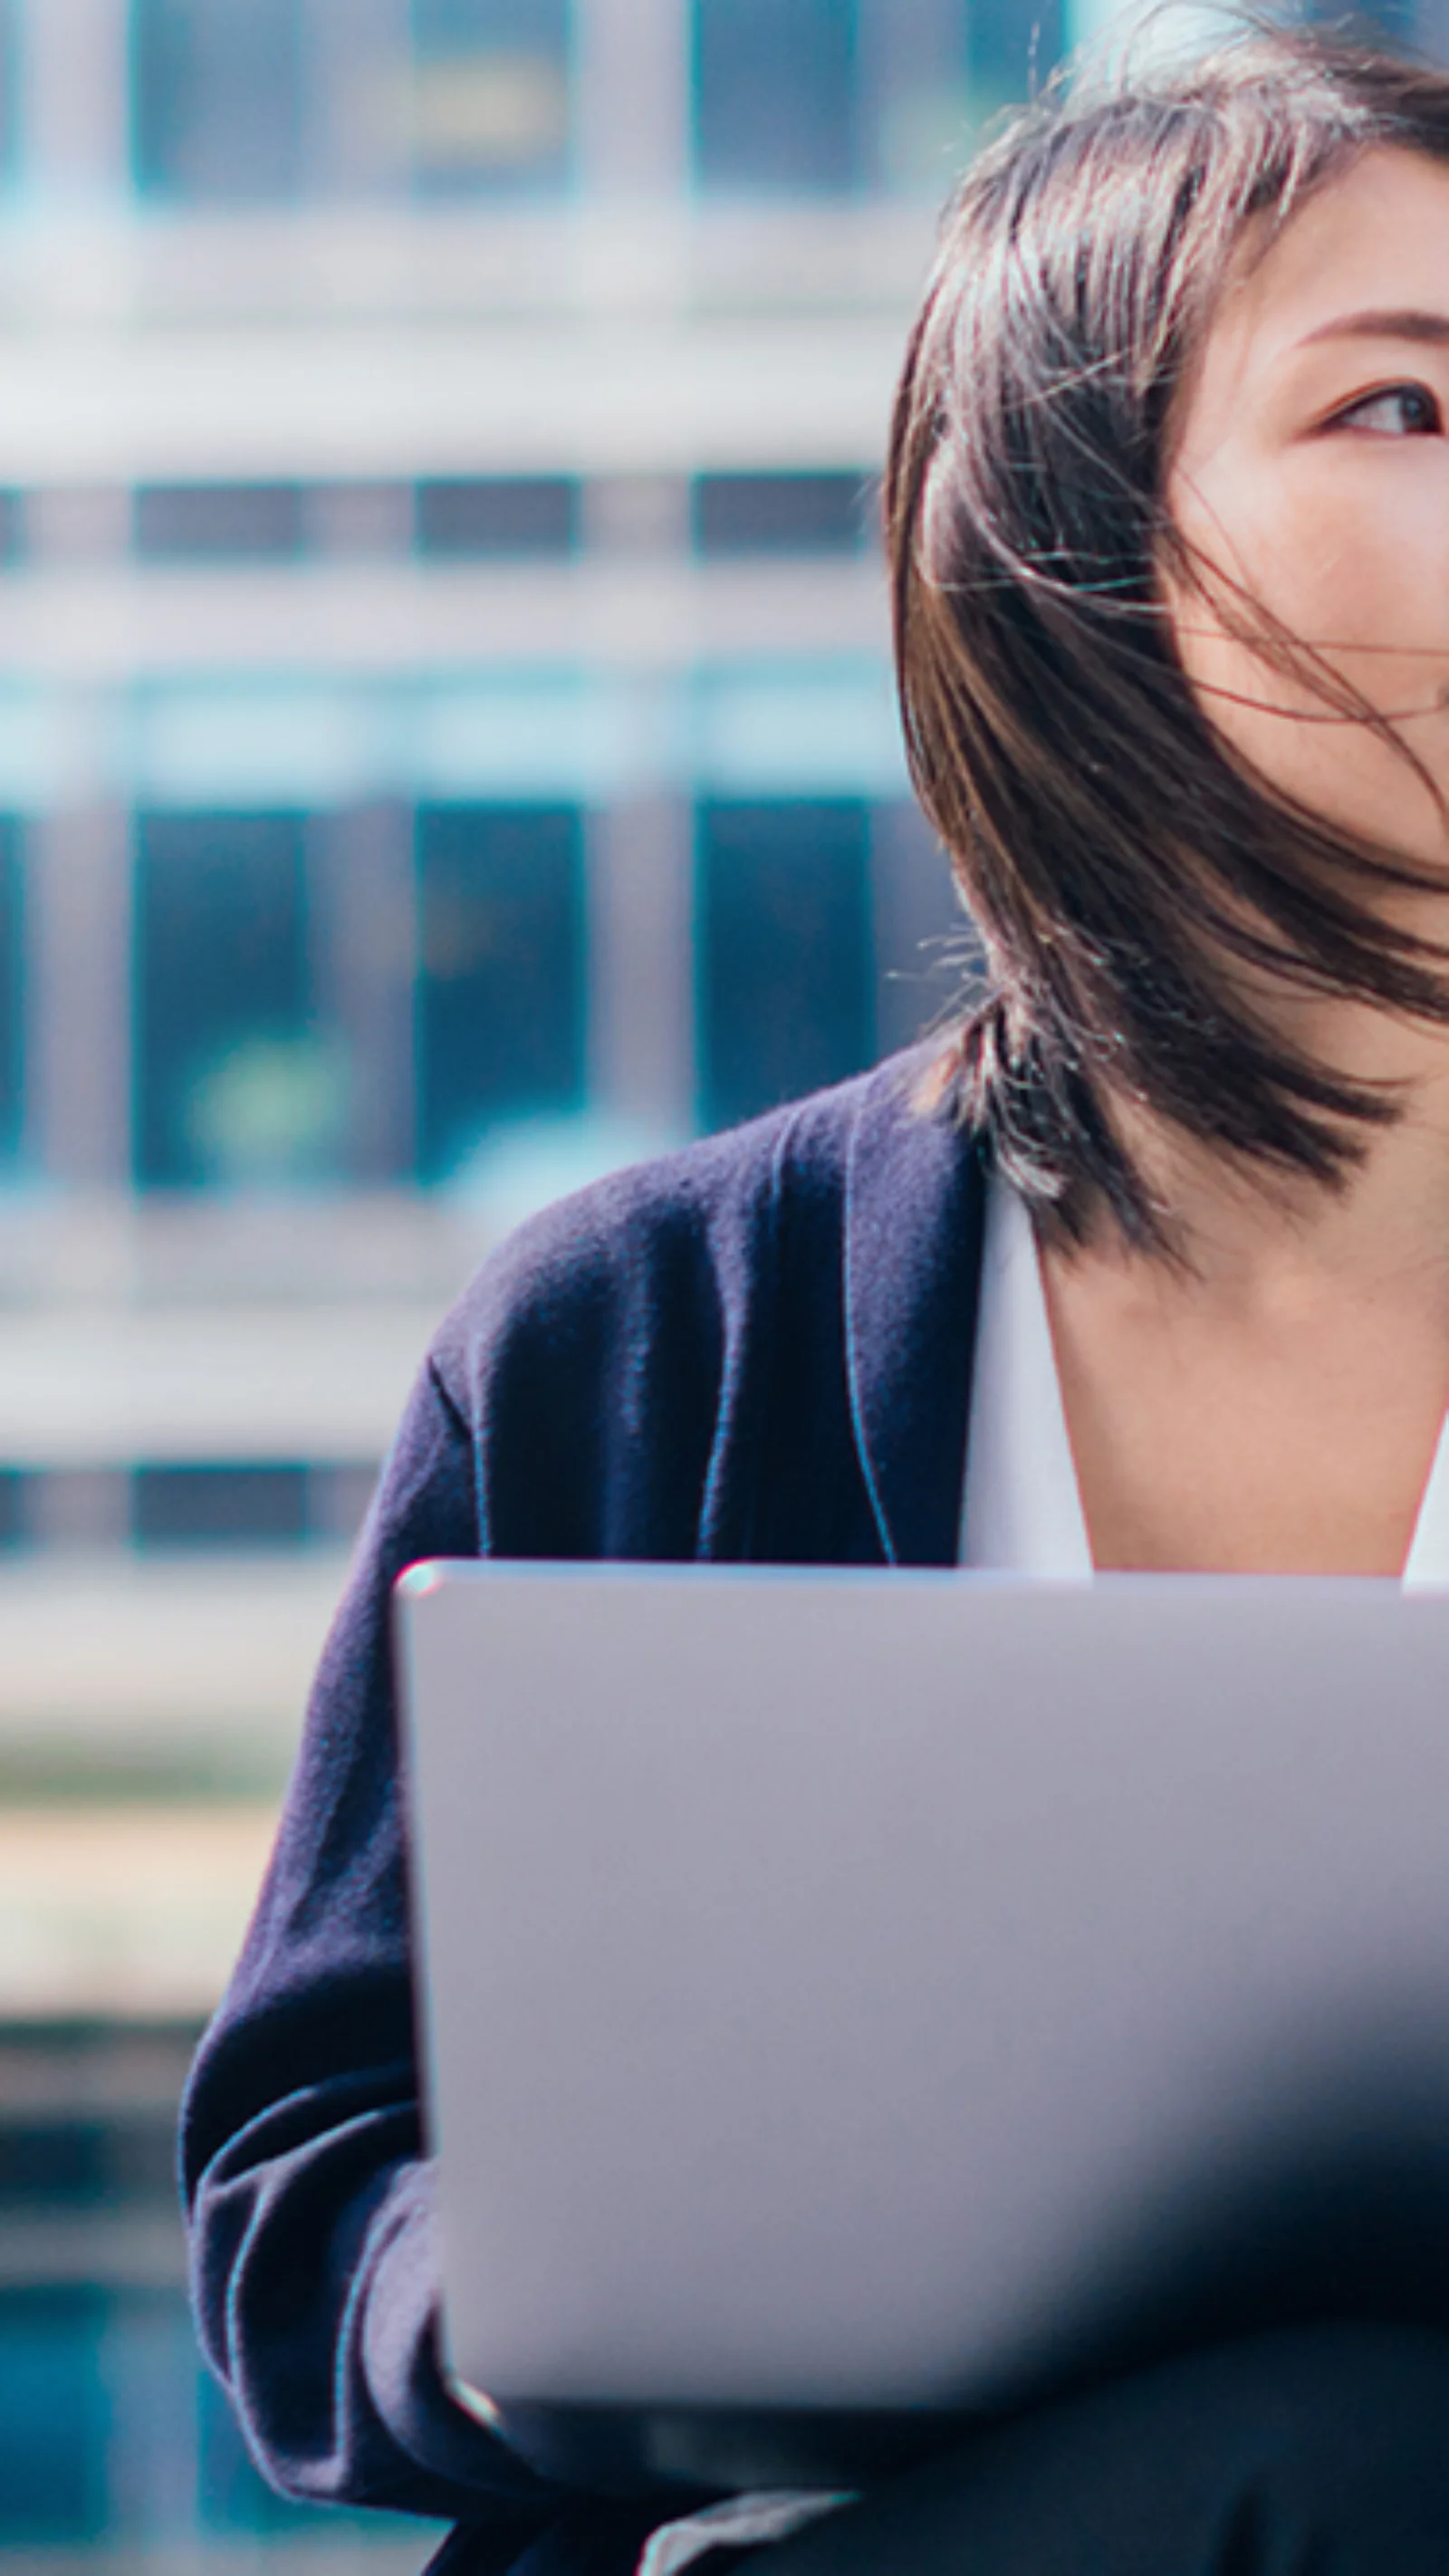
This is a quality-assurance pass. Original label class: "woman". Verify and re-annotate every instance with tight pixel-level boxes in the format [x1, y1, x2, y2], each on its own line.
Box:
[183, 26, 1449, 2573]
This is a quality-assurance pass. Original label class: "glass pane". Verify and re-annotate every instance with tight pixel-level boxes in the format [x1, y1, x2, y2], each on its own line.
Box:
[967, 0, 1063, 126]
[414, 476, 580, 559]
[131, 1464, 312, 1548]
[696, 799, 874, 1130]
[302, 0, 413, 196]
[858, 0, 970, 194]
[0, 5, 16, 187]
[0, 2293, 109, 2547]
[863, 0, 1062, 188]
[133, 484, 307, 562]
[0, 2120, 110, 2206]
[415, 803, 585, 1183]
[410, 0, 571, 195]
[134, 812, 342, 1190]
[694, 0, 857, 193]
[693, 472, 872, 558]
[0, 817, 22, 1167]
[131, 0, 303, 201]
[0, 1469, 26, 1549]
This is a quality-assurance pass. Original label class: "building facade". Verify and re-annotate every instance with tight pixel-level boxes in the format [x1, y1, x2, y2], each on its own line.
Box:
[0, 0, 1441, 2556]
[0, 0, 1090, 1852]
[0, 0, 1026, 1611]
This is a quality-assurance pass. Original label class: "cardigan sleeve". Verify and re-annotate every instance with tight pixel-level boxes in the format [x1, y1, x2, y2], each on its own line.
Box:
[179, 1086, 888, 2548]
[182, 1350, 560, 2533]
[178, 1155, 757, 2537]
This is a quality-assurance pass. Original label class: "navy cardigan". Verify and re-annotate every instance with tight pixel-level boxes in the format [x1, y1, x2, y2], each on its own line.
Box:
[181, 1049, 987, 2576]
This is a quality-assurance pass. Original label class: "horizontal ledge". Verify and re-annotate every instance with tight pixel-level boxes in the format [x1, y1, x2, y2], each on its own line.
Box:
[0, 1555, 348, 1733]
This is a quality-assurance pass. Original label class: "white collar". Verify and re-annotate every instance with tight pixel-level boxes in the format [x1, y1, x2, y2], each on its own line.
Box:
[960, 1176, 1449, 1588]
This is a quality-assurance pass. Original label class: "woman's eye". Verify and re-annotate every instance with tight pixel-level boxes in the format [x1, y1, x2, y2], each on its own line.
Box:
[1334, 381, 1443, 437]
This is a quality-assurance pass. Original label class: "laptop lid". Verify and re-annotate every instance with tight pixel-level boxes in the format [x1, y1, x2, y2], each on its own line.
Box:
[397, 1562, 1449, 2441]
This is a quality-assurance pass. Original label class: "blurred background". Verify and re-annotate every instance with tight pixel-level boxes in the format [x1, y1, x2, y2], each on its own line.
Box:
[0, 0, 1428, 2567]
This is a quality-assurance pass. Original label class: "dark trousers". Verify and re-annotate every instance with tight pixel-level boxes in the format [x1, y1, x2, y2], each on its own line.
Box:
[449, 2321, 1449, 2576]
[719, 2323, 1449, 2576]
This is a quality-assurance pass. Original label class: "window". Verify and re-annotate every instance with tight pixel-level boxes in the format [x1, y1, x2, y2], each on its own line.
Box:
[694, 0, 855, 192]
[854, 0, 963, 194]
[134, 812, 341, 1189]
[0, 2292, 109, 2546]
[0, 2125, 110, 2209]
[131, 0, 303, 201]
[696, 799, 874, 1130]
[0, 1469, 26, 1551]
[0, 7, 16, 192]
[131, 1463, 311, 1548]
[415, 803, 585, 1183]
[414, 477, 579, 561]
[410, 0, 571, 195]
[693, 472, 872, 559]
[694, 0, 1061, 197]
[955, 0, 1062, 141]
[133, 484, 306, 562]
[133, 0, 573, 201]
[0, 818, 21, 1167]
[856, 0, 974, 195]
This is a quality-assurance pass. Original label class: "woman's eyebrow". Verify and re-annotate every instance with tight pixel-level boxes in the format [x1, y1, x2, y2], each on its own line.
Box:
[1297, 306, 1449, 350]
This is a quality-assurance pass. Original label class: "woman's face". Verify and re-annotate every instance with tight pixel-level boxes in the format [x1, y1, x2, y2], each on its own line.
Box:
[1166, 145, 1449, 871]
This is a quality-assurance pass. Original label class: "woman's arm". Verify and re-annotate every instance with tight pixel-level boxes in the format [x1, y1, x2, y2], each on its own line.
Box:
[179, 1084, 881, 2539]
[181, 1350, 571, 2525]
[179, 1148, 755, 2528]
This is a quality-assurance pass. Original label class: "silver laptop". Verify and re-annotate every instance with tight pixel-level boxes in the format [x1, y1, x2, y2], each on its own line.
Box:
[396, 1562, 1449, 2484]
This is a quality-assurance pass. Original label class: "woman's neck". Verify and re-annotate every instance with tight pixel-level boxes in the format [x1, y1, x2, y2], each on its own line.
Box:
[1039, 1010, 1449, 1575]
[1111, 1004, 1449, 1312]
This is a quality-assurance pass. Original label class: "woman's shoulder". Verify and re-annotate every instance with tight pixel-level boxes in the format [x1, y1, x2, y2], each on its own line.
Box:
[429, 1042, 953, 1396]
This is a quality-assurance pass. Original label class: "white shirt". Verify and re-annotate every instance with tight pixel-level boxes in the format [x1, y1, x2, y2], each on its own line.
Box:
[961, 1175, 1449, 1586]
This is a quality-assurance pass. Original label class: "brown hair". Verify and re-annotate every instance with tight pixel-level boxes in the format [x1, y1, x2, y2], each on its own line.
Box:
[887, 24, 1449, 1246]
